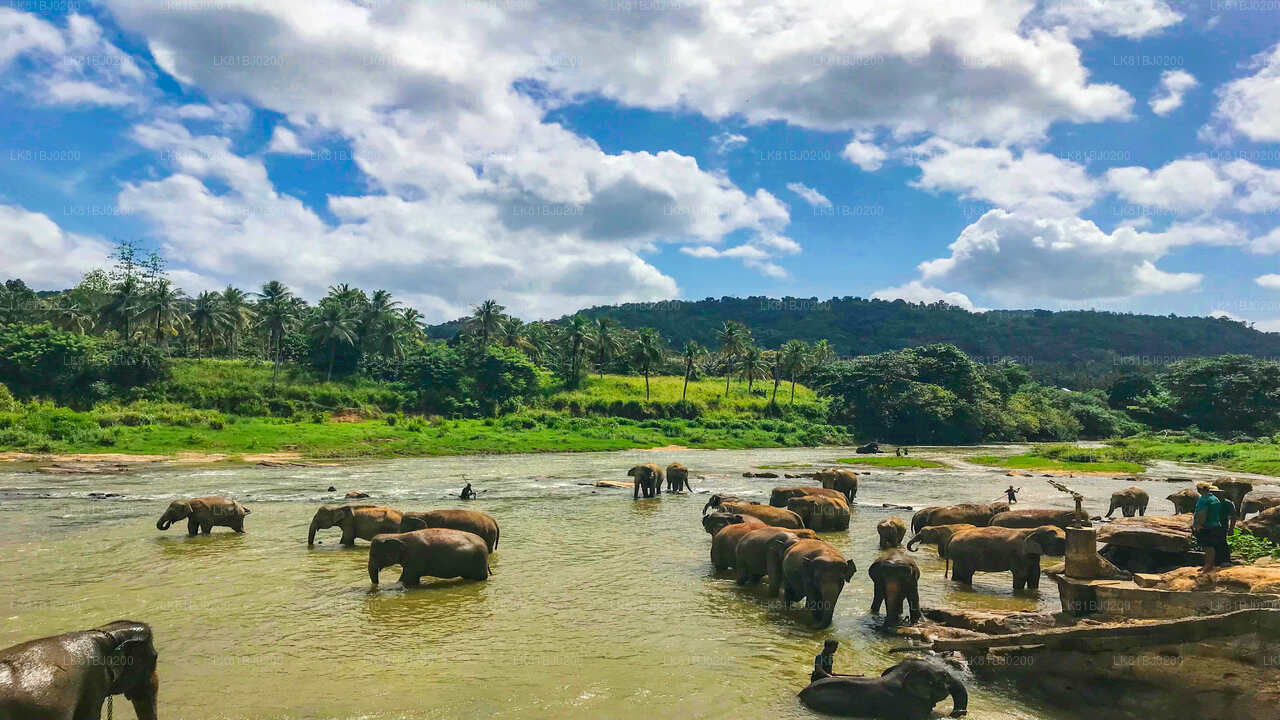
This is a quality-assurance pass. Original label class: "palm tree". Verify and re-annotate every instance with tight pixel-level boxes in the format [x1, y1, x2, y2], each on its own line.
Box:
[220, 286, 256, 358]
[810, 339, 836, 373]
[767, 349, 783, 404]
[256, 281, 298, 383]
[188, 291, 229, 357]
[562, 315, 592, 384]
[308, 301, 358, 382]
[715, 321, 749, 395]
[468, 299, 505, 347]
[590, 318, 624, 377]
[680, 340, 706, 401]
[139, 279, 188, 349]
[99, 276, 142, 341]
[359, 290, 402, 358]
[740, 345, 769, 394]
[779, 339, 810, 405]
[632, 328, 665, 401]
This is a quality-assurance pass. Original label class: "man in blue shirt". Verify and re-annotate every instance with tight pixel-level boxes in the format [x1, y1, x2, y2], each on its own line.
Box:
[1210, 487, 1237, 566]
[1192, 482, 1224, 572]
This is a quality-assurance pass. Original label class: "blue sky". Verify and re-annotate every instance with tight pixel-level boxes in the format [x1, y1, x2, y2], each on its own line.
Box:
[2, 1, 1280, 326]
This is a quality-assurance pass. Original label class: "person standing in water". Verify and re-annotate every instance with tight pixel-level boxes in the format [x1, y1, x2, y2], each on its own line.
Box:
[460, 482, 476, 500]
[1004, 486, 1021, 504]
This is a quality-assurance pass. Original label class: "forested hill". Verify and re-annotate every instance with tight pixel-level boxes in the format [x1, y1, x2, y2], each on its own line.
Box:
[542, 297, 1279, 364]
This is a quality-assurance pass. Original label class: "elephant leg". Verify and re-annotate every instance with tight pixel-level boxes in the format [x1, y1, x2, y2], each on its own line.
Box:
[399, 570, 421, 587]
[951, 563, 973, 585]
[1105, 505, 1116, 518]
[633, 482, 640, 499]
[201, 521, 213, 535]
[340, 526, 357, 547]
[870, 581, 884, 614]
[231, 517, 245, 533]
[735, 567, 751, 586]
[783, 581, 801, 606]
[1139, 505, 1146, 517]
[187, 518, 199, 536]
[907, 586, 922, 623]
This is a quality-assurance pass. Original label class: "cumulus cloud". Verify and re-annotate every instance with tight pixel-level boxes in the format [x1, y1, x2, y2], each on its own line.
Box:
[1210, 42, 1280, 143]
[1106, 158, 1280, 215]
[711, 132, 748, 154]
[786, 182, 831, 208]
[0, 204, 113, 288]
[913, 143, 1099, 216]
[871, 281, 978, 311]
[1256, 274, 1280, 290]
[842, 137, 887, 172]
[0, 10, 147, 108]
[1149, 69, 1197, 116]
[266, 125, 309, 155]
[1037, 0, 1182, 38]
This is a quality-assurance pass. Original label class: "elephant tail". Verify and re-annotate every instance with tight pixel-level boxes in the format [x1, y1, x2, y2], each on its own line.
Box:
[494, 524, 499, 550]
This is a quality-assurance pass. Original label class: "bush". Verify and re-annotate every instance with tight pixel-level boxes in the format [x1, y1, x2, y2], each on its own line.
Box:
[0, 383, 13, 412]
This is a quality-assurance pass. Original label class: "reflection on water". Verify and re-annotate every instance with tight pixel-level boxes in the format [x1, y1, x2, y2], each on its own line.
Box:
[0, 446, 1187, 720]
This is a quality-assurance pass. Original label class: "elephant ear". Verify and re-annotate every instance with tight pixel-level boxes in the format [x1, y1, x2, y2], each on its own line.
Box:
[901, 666, 943, 702]
[342, 505, 358, 519]
[171, 500, 191, 517]
[1023, 529, 1049, 556]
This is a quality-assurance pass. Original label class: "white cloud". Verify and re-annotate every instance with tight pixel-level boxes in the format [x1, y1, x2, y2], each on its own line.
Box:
[917, 209, 1206, 302]
[1105, 160, 1235, 214]
[1037, 0, 1182, 38]
[1211, 42, 1280, 143]
[913, 143, 1099, 216]
[0, 204, 112, 288]
[266, 125, 309, 155]
[786, 182, 831, 208]
[0, 10, 147, 109]
[1256, 274, 1280, 290]
[842, 137, 887, 172]
[711, 132, 747, 154]
[1149, 69, 1197, 116]
[1250, 227, 1280, 254]
[871, 281, 978, 311]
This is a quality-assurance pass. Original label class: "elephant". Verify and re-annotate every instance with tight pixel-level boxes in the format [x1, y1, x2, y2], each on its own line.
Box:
[1217, 479, 1254, 520]
[400, 509, 500, 552]
[814, 468, 858, 503]
[702, 511, 765, 536]
[769, 486, 846, 508]
[1243, 491, 1280, 517]
[948, 525, 1067, 591]
[702, 494, 748, 515]
[1106, 487, 1150, 518]
[308, 504, 403, 546]
[720, 501, 805, 529]
[799, 657, 968, 720]
[990, 508, 1088, 529]
[665, 463, 691, 492]
[710, 520, 816, 570]
[780, 539, 857, 627]
[855, 442, 881, 454]
[877, 517, 907, 549]
[628, 463, 664, 499]
[905, 524, 977, 577]
[1167, 488, 1199, 514]
[1242, 506, 1280, 544]
[155, 496, 250, 535]
[786, 495, 851, 531]
[868, 547, 921, 625]
[368, 528, 490, 586]
[909, 502, 1009, 534]
[733, 526, 805, 591]
[0, 620, 158, 720]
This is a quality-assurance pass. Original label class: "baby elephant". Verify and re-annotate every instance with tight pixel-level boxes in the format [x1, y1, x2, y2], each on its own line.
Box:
[368, 528, 491, 586]
[156, 496, 250, 535]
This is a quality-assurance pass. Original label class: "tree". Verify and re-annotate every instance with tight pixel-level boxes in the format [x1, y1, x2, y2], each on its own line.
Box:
[590, 317, 624, 377]
[561, 315, 592, 385]
[680, 340, 706, 400]
[468, 299, 505, 347]
[779, 339, 810, 405]
[810, 339, 836, 371]
[715, 320, 749, 395]
[256, 281, 299, 383]
[631, 328, 665, 400]
[139, 279, 187, 349]
[308, 301, 358, 382]
[740, 345, 768, 394]
[221, 286, 256, 358]
[188, 291, 228, 357]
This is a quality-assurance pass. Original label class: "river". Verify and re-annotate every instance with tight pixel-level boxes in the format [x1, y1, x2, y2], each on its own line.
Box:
[0, 446, 1223, 719]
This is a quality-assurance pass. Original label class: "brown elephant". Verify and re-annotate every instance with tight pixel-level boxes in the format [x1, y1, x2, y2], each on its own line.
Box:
[910, 502, 1009, 534]
[1217, 479, 1253, 520]
[720, 501, 805, 529]
[1243, 491, 1280, 517]
[628, 463, 664, 499]
[1242, 506, 1280, 543]
[868, 547, 921, 625]
[666, 463, 692, 492]
[991, 508, 1088, 529]
[400, 509, 500, 552]
[308, 504, 403, 546]
[799, 657, 967, 720]
[733, 526, 806, 591]
[769, 486, 846, 507]
[1167, 488, 1199, 514]
[947, 525, 1067, 591]
[814, 467, 858, 502]
[710, 520, 816, 570]
[905, 523, 977, 577]
[368, 528, 490, 586]
[780, 539, 857, 627]
[702, 494, 748, 514]
[786, 495, 850, 531]
[156, 496, 250, 535]
[702, 511, 766, 536]
[877, 517, 907, 549]
[1106, 487, 1150, 518]
[0, 620, 158, 720]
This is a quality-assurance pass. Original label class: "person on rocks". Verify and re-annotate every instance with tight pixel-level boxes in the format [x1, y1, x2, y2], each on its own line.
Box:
[811, 640, 859, 683]
[1210, 487, 1237, 566]
[1193, 482, 1225, 572]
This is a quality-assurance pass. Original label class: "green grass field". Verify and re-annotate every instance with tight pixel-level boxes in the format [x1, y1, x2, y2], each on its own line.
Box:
[968, 454, 1146, 474]
[1104, 436, 1280, 477]
[835, 456, 944, 468]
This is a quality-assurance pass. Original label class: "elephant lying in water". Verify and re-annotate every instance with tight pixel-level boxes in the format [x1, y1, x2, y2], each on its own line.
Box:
[308, 504, 403, 546]
[156, 496, 250, 535]
[0, 620, 159, 720]
[948, 525, 1067, 591]
[799, 657, 968, 720]
[780, 539, 856, 627]
[910, 502, 1009, 534]
[400, 509, 500, 552]
[703, 494, 805, 529]
[369, 528, 491, 586]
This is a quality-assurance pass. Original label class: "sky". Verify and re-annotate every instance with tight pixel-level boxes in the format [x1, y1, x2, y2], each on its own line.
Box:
[2, 1, 1280, 327]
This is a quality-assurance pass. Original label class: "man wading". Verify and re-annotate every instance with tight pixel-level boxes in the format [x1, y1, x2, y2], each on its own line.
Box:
[810, 640, 859, 683]
[1192, 482, 1226, 572]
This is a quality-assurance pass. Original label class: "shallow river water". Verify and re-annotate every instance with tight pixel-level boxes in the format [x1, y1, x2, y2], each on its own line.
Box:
[0, 447, 1227, 720]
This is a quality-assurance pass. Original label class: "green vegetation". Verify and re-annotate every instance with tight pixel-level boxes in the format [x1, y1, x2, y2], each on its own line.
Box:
[969, 453, 1146, 474]
[1227, 529, 1280, 563]
[835, 456, 944, 468]
[1105, 435, 1280, 477]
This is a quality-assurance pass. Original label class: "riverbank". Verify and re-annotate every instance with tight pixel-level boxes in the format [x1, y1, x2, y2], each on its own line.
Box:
[965, 437, 1280, 478]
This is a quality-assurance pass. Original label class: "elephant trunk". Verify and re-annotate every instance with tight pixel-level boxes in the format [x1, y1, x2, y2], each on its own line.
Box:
[947, 674, 969, 717]
[905, 533, 922, 552]
[156, 517, 171, 531]
[127, 672, 159, 720]
[307, 519, 321, 546]
[368, 561, 381, 585]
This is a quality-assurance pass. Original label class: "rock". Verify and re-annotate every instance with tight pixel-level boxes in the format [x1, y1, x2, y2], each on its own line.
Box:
[345, 491, 370, 499]
[742, 471, 779, 478]
[1141, 557, 1280, 594]
[327, 486, 337, 492]
[595, 480, 632, 489]
[1098, 514, 1194, 554]
[1243, 490, 1280, 517]
[923, 607, 1060, 635]
[87, 492, 121, 500]
[1243, 506, 1280, 543]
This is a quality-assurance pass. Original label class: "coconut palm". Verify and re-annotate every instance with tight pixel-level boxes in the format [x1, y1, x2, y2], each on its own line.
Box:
[468, 299, 506, 347]
[810, 339, 836, 372]
[680, 340, 706, 401]
[590, 318, 624, 377]
[779, 339, 810, 405]
[256, 281, 299, 383]
[308, 300, 358, 382]
[139, 279, 188, 349]
[220, 286, 256, 358]
[562, 315, 592, 383]
[188, 291, 229, 357]
[632, 328, 666, 401]
[99, 276, 142, 341]
[740, 345, 769, 394]
[715, 320, 749, 395]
